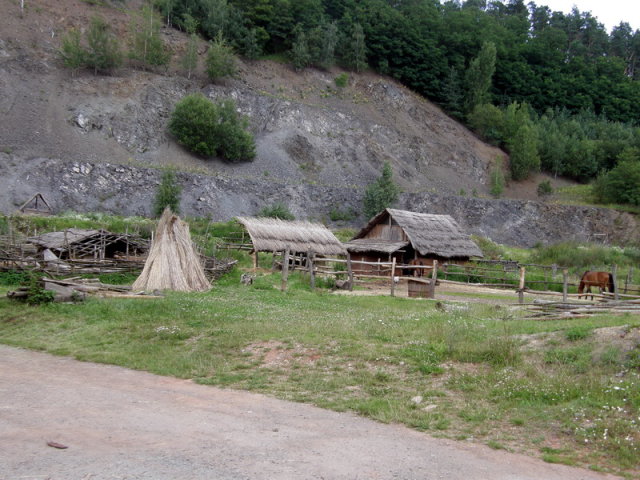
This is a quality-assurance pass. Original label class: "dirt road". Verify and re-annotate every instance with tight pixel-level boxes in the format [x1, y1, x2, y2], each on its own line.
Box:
[0, 345, 619, 480]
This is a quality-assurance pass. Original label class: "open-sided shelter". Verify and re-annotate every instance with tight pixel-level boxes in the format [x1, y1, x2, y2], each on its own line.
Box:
[236, 217, 346, 257]
[18, 193, 52, 216]
[345, 208, 482, 274]
[28, 229, 148, 260]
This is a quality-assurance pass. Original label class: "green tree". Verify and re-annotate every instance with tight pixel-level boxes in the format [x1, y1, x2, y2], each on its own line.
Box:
[593, 151, 640, 206]
[181, 33, 199, 79]
[59, 29, 86, 73]
[508, 124, 540, 181]
[345, 23, 366, 72]
[205, 34, 237, 80]
[129, 5, 171, 69]
[291, 26, 310, 71]
[363, 162, 400, 219]
[168, 93, 256, 162]
[463, 41, 496, 115]
[85, 16, 122, 75]
[153, 168, 182, 217]
[489, 157, 505, 197]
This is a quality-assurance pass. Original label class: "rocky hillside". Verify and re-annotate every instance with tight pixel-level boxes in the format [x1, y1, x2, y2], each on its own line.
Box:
[0, 0, 637, 247]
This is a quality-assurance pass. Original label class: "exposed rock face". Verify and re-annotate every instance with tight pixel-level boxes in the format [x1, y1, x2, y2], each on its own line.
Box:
[2, 155, 637, 248]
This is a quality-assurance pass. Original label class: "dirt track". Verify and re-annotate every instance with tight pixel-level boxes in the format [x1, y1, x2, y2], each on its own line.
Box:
[0, 345, 621, 480]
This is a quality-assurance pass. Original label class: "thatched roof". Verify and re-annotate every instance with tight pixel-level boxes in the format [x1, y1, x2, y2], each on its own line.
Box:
[236, 217, 346, 255]
[351, 208, 483, 259]
[345, 239, 409, 254]
[132, 209, 210, 292]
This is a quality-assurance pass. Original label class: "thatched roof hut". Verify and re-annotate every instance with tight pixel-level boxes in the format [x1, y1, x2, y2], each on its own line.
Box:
[236, 217, 346, 255]
[346, 208, 482, 261]
[28, 229, 148, 260]
[132, 209, 210, 292]
[18, 193, 52, 216]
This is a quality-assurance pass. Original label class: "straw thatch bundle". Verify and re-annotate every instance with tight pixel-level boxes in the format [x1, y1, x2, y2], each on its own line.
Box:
[132, 208, 210, 292]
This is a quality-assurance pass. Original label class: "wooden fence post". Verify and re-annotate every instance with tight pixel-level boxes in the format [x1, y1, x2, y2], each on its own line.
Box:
[252, 251, 259, 270]
[429, 260, 438, 299]
[281, 249, 290, 292]
[612, 264, 619, 300]
[562, 269, 568, 302]
[347, 253, 354, 291]
[390, 258, 396, 297]
[308, 250, 315, 291]
[518, 266, 526, 304]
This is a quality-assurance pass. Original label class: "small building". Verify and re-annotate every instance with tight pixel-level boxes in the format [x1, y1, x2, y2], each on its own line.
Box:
[28, 229, 149, 260]
[345, 208, 483, 275]
[235, 216, 346, 258]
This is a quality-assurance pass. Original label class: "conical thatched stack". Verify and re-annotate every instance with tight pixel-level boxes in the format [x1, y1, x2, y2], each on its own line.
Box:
[132, 208, 211, 292]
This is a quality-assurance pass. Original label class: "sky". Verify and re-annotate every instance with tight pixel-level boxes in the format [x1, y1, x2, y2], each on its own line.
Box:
[539, 0, 640, 32]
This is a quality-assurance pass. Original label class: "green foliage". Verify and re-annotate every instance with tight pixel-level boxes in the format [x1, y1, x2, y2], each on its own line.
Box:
[59, 29, 86, 72]
[537, 180, 553, 197]
[470, 235, 505, 260]
[593, 159, 640, 206]
[489, 157, 505, 198]
[509, 124, 540, 181]
[463, 41, 496, 115]
[168, 94, 256, 162]
[0, 271, 31, 286]
[468, 103, 504, 145]
[530, 242, 640, 270]
[328, 206, 356, 222]
[363, 162, 399, 219]
[334, 73, 348, 88]
[84, 16, 123, 74]
[181, 33, 199, 79]
[345, 23, 366, 72]
[291, 26, 310, 71]
[257, 202, 295, 220]
[153, 168, 182, 217]
[205, 34, 237, 80]
[129, 5, 171, 69]
[23, 275, 55, 305]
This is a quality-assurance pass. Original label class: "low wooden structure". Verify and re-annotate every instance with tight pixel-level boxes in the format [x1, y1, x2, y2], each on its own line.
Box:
[27, 229, 149, 260]
[345, 208, 482, 276]
[17, 193, 52, 216]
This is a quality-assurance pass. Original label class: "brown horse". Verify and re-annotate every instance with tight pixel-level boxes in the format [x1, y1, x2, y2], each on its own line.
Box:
[578, 271, 615, 300]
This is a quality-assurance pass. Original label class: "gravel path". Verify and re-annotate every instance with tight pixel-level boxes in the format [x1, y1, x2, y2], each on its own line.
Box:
[0, 345, 619, 480]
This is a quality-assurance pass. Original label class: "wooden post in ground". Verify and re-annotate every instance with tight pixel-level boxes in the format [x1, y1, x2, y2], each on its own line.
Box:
[562, 269, 568, 302]
[308, 250, 315, 291]
[429, 260, 438, 299]
[347, 253, 354, 292]
[281, 249, 290, 292]
[252, 250, 259, 270]
[518, 266, 526, 304]
[390, 258, 396, 297]
[612, 264, 619, 300]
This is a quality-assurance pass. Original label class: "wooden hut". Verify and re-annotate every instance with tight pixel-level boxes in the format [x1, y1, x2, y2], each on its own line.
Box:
[235, 217, 346, 267]
[345, 208, 482, 275]
[27, 229, 149, 260]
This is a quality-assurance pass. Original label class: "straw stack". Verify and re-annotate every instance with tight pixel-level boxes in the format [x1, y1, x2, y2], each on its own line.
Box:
[132, 208, 211, 292]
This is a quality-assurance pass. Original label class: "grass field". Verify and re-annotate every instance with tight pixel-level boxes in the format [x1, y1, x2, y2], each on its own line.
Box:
[1, 268, 639, 477]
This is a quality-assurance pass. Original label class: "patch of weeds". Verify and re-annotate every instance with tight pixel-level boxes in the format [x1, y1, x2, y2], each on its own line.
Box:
[487, 440, 507, 450]
[565, 325, 592, 341]
[598, 346, 622, 366]
[544, 345, 591, 373]
[334, 73, 349, 88]
[510, 418, 525, 426]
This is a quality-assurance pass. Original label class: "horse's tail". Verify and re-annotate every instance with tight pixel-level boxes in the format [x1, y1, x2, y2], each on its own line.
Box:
[608, 273, 615, 293]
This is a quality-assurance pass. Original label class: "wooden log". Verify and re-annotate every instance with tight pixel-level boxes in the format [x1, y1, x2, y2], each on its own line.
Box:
[347, 253, 354, 292]
[308, 250, 315, 291]
[281, 248, 290, 292]
[390, 258, 396, 297]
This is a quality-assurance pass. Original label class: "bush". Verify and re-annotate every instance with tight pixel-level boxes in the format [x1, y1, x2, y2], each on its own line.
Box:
[334, 73, 349, 88]
[153, 168, 182, 217]
[205, 34, 236, 80]
[537, 180, 553, 197]
[489, 157, 505, 198]
[168, 94, 255, 161]
[258, 203, 295, 220]
[592, 160, 640, 206]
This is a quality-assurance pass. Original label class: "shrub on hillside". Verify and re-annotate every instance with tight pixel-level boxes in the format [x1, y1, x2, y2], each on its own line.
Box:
[168, 94, 255, 162]
[258, 203, 295, 220]
[59, 16, 122, 75]
[205, 34, 237, 81]
[592, 160, 640, 206]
